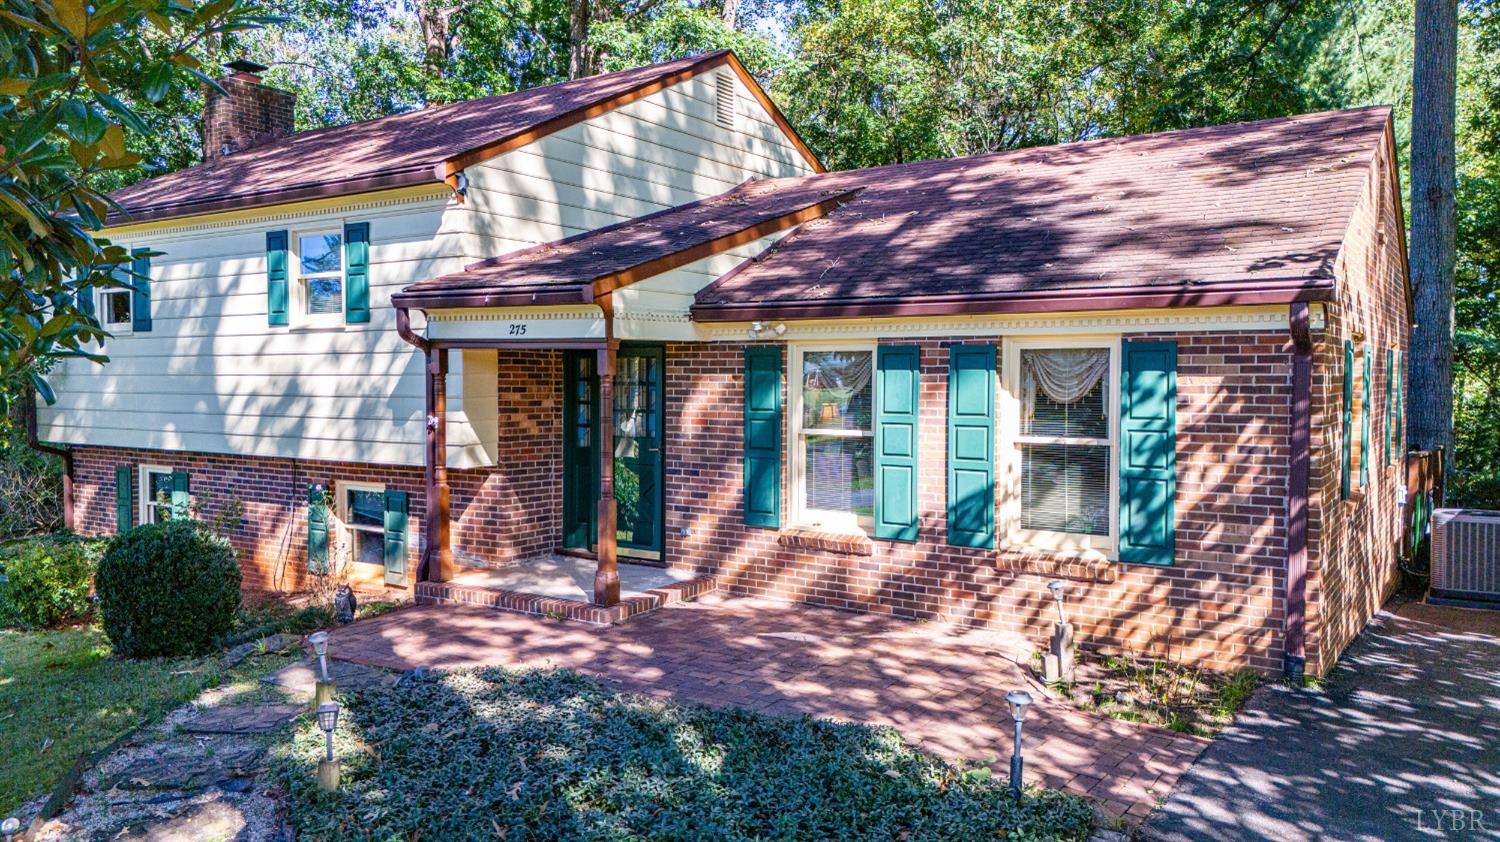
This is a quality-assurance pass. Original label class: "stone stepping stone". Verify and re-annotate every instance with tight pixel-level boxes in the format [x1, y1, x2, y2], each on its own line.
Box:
[113, 799, 249, 842]
[182, 704, 303, 735]
[110, 746, 264, 791]
[221, 633, 301, 669]
[262, 658, 397, 698]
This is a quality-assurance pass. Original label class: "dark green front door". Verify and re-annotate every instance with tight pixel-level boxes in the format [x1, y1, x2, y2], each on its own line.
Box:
[562, 350, 598, 550]
[615, 344, 665, 558]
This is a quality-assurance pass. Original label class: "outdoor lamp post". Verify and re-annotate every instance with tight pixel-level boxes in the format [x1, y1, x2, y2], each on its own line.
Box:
[316, 701, 341, 792]
[1006, 690, 1033, 799]
[3, 816, 21, 842]
[1046, 579, 1067, 625]
[308, 631, 336, 705]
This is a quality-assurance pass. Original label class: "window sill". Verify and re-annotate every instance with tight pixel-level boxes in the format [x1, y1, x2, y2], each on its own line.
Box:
[996, 547, 1118, 582]
[777, 525, 875, 556]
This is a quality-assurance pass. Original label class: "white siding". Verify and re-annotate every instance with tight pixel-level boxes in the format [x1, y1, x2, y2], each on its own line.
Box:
[41, 69, 816, 467]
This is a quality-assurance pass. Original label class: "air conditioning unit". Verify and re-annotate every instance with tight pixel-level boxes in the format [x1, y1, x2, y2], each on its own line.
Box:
[1430, 508, 1500, 606]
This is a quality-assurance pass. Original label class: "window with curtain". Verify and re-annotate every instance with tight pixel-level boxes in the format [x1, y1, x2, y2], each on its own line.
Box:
[794, 347, 875, 528]
[1017, 347, 1112, 538]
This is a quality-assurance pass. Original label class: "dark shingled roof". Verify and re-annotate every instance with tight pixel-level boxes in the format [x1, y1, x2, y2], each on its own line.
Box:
[690, 106, 1394, 319]
[394, 180, 860, 308]
[109, 51, 800, 224]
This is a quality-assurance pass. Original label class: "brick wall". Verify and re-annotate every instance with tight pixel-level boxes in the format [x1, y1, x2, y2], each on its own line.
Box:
[662, 332, 1293, 675]
[70, 350, 562, 592]
[1304, 125, 1412, 674]
[202, 74, 295, 161]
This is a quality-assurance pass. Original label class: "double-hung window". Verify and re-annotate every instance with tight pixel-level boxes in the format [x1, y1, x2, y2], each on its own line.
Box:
[1006, 339, 1118, 554]
[294, 230, 344, 326]
[338, 482, 386, 567]
[790, 344, 876, 531]
[140, 466, 174, 524]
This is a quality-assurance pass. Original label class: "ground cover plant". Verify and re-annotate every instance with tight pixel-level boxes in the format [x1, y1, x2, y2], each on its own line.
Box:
[286, 667, 1096, 841]
[1053, 651, 1260, 738]
[0, 625, 297, 817]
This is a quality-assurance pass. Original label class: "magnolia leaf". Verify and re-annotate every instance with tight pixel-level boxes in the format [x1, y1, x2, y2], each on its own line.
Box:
[141, 64, 174, 104]
[67, 139, 98, 168]
[94, 92, 150, 135]
[59, 99, 107, 145]
[49, 0, 89, 38]
[0, 79, 31, 97]
[29, 370, 55, 406]
[98, 152, 143, 170]
[99, 123, 127, 159]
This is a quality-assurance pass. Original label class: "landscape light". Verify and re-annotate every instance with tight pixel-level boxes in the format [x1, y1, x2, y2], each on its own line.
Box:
[308, 631, 330, 681]
[1006, 690, 1033, 799]
[315, 701, 342, 792]
[1046, 580, 1067, 624]
[2, 817, 21, 842]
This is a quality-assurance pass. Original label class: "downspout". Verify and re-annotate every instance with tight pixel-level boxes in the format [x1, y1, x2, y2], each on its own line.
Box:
[24, 390, 74, 532]
[1284, 302, 1314, 682]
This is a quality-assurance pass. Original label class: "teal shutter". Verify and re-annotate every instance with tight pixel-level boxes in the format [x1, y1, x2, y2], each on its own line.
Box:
[1341, 340, 1353, 500]
[307, 484, 329, 573]
[874, 345, 920, 542]
[115, 466, 133, 533]
[344, 221, 370, 324]
[169, 472, 190, 520]
[130, 248, 152, 332]
[947, 344, 995, 548]
[1360, 347, 1372, 488]
[267, 230, 289, 326]
[1393, 350, 1403, 457]
[1119, 340, 1176, 566]
[383, 490, 409, 585]
[1384, 348, 1394, 465]
[743, 347, 782, 528]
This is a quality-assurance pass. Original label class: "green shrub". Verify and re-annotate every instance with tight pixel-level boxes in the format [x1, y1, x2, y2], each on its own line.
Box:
[95, 521, 242, 658]
[0, 534, 102, 628]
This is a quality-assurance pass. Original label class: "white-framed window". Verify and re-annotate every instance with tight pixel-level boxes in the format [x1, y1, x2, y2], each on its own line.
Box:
[789, 342, 876, 532]
[337, 481, 386, 567]
[293, 229, 344, 327]
[98, 287, 132, 334]
[1002, 337, 1120, 555]
[139, 465, 174, 524]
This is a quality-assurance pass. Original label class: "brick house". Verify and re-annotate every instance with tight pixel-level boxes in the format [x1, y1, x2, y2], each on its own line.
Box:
[39, 52, 1413, 678]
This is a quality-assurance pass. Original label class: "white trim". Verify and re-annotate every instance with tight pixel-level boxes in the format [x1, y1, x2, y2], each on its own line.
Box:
[1000, 336, 1121, 558]
[102, 186, 452, 238]
[788, 341, 877, 533]
[138, 464, 173, 524]
[707, 305, 1293, 342]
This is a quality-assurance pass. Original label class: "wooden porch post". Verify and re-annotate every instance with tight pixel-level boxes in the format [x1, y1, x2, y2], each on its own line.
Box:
[594, 339, 621, 606]
[422, 347, 455, 583]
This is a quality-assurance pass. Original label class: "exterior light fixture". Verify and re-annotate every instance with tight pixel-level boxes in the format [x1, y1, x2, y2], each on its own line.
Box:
[1046, 579, 1067, 624]
[316, 701, 341, 791]
[772, 322, 787, 336]
[1006, 690, 1033, 799]
[2, 816, 21, 842]
[308, 631, 330, 681]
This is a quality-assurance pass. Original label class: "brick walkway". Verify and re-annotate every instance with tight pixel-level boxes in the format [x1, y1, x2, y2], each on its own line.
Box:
[329, 594, 1208, 824]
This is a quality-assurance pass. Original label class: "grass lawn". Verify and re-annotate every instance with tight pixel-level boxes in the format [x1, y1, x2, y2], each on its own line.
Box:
[287, 668, 1096, 841]
[0, 626, 231, 815]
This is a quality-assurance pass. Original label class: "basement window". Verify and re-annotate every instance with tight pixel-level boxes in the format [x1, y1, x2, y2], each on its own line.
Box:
[339, 482, 386, 568]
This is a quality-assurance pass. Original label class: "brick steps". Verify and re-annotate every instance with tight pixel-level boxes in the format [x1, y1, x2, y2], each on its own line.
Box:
[414, 574, 718, 624]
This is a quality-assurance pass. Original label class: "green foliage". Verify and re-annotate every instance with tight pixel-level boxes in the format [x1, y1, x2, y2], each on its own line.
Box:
[0, 534, 102, 628]
[95, 521, 242, 658]
[288, 667, 1097, 841]
[0, 0, 272, 402]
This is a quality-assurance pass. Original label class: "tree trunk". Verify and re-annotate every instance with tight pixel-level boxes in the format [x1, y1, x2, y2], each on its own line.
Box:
[1408, 0, 1457, 468]
[569, 0, 592, 79]
[722, 0, 739, 30]
[417, 1, 462, 103]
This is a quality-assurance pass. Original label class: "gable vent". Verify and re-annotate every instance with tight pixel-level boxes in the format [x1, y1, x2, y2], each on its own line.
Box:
[715, 71, 736, 130]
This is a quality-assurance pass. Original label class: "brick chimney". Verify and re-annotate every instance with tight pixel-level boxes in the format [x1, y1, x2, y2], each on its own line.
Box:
[202, 60, 295, 163]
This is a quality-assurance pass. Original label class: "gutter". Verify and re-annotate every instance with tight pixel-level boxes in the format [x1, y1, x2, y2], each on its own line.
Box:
[690, 278, 1337, 322]
[24, 390, 73, 532]
[1283, 301, 1315, 682]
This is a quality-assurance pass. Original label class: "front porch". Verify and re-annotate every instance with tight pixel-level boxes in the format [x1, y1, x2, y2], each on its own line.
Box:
[414, 554, 717, 624]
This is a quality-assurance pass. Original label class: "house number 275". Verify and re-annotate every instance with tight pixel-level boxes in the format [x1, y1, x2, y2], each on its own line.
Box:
[507, 323, 527, 336]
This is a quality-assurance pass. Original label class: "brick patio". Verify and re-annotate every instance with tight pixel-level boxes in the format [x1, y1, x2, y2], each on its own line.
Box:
[328, 593, 1209, 824]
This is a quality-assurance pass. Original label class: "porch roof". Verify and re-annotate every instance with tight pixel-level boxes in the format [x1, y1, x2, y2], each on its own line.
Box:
[391, 180, 859, 309]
